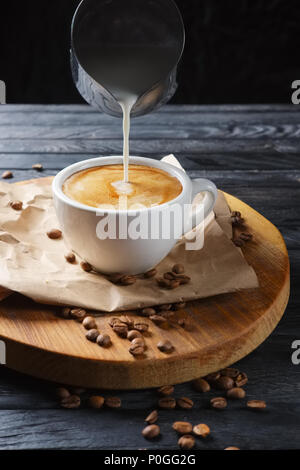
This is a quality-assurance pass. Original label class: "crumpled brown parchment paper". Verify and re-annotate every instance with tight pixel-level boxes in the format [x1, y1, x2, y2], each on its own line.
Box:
[0, 156, 258, 311]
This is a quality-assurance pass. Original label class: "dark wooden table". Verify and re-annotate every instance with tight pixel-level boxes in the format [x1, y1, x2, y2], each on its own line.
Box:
[0, 104, 299, 450]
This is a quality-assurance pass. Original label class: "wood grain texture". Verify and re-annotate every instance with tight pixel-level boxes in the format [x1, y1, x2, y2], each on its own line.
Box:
[0, 178, 290, 389]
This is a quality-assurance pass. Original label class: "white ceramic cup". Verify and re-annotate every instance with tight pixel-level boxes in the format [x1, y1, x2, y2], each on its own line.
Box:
[52, 156, 218, 274]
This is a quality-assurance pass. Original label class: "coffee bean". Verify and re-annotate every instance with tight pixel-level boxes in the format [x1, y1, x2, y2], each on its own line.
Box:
[80, 261, 93, 272]
[157, 385, 174, 396]
[164, 272, 176, 281]
[172, 264, 185, 274]
[178, 435, 195, 450]
[86, 329, 99, 343]
[177, 397, 194, 409]
[108, 317, 119, 327]
[192, 378, 210, 393]
[150, 315, 167, 326]
[105, 397, 121, 408]
[210, 397, 227, 409]
[47, 229, 62, 240]
[129, 342, 145, 356]
[97, 334, 112, 348]
[170, 280, 181, 289]
[157, 340, 174, 354]
[141, 307, 156, 317]
[235, 372, 248, 387]
[158, 397, 176, 409]
[112, 322, 128, 338]
[82, 316, 97, 330]
[145, 410, 158, 424]
[65, 252, 76, 264]
[193, 423, 210, 438]
[176, 275, 191, 285]
[120, 275, 137, 286]
[10, 200, 23, 211]
[134, 321, 149, 333]
[59, 307, 72, 319]
[32, 163, 44, 171]
[227, 387, 246, 400]
[144, 269, 157, 279]
[60, 395, 81, 409]
[225, 447, 240, 450]
[119, 316, 134, 329]
[246, 400, 266, 410]
[172, 421, 193, 434]
[204, 372, 221, 384]
[70, 308, 87, 322]
[215, 376, 234, 390]
[127, 330, 143, 341]
[142, 424, 160, 439]
[89, 396, 105, 409]
[173, 302, 186, 310]
[131, 337, 145, 347]
[55, 387, 70, 399]
[156, 277, 172, 289]
[2, 171, 13, 179]
[221, 367, 240, 378]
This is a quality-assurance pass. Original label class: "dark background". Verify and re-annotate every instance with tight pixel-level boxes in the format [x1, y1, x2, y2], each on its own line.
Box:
[0, 0, 299, 105]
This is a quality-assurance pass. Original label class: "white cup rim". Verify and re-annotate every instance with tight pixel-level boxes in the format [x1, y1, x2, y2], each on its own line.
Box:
[52, 156, 191, 214]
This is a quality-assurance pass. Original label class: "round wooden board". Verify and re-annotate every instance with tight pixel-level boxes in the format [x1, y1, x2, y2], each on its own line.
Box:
[0, 177, 290, 389]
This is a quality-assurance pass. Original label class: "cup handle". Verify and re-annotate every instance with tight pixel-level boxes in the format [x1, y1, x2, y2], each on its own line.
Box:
[190, 178, 218, 229]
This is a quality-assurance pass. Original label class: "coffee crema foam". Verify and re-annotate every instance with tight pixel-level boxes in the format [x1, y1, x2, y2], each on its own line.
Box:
[63, 164, 182, 209]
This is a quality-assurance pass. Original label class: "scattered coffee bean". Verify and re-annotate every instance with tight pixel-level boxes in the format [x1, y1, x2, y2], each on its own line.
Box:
[134, 321, 149, 333]
[59, 307, 72, 319]
[156, 277, 172, 289]
[82, 316, 97, 330]
[60, 395, 81, 409]
[119, 275, 137, 286]
[164, 272, 176, 281]
[119, 316, 134, 330]
[32, 163, 44, 171]
[177, 397, 194, 409]
[2, 171, 13, 179]
[105, 397, 121, 408]
[221, 367, 240, 378]
[142, 424, 160, 440]
[247, 400, 266, 410]
[80, 261, 93, 272]
[157, 340, 174, 354]
[176, 275, 191, 285]
[65, 252, 76, 264]
[96, 334, 112, 348]
[172, 421, 193, 434]
[145, 410, 158, 424]
[210, 397, 227, 409]
[231, 210, 244, 226]
[129, 342, 145, 356]
[89, 396, 105, 409]
[192, 378, 210, 393]
[172, 264, 185, 274]
[10, 200, 23, 211]
[150, 315, 167, 326]
[55, 387, 70, 399]
[215, 376, 235, 390]
[127, 330, 143, 341]
[173, 302, 186, 310]
[47, 229, 62, 240]
[86, 329, 99, 343]
[131, 337, 145, 347]
[144, 269, 157, 279]
[204, 372, 221, 384]
[193, 423, 210, 438]
[70, 308, 87, 322]
[225, 446, 240, 450]
[235, 372, 248, 387]
[157, 385, 174, 396]
[112, 322, 128, 338]
[108, 317, 120, 327]
[158, 397, 176, 409]
[178, 435, 195, 450]
[227, 387, 246, 400]
[233, 232, 253, 247]
[141, 307, 156, 317]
